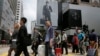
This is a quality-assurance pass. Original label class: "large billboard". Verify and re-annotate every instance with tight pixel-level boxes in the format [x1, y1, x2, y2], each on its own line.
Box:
[37, 0, 58, 26]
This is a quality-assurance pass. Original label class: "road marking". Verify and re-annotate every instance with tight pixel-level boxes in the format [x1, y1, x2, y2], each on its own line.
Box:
[0, 52, 8, 56]
[0, 51, 90, 56]
[0, 52, 23, 56]
[0, 53, 74, 56]
[62, 53, 75, 56]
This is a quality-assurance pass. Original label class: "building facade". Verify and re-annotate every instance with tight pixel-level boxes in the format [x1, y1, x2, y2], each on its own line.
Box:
[0, 0, 17, 41]
[15, 0, 23, 23]
[44, 0, 100, 35]
[8, 0, 17, 15]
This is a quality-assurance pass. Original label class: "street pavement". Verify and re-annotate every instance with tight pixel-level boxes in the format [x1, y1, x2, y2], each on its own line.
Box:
[0, 45, 100, 56]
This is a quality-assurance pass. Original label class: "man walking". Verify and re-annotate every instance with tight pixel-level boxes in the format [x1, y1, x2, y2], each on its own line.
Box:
[78, 30, 85, 55]
[61, 31, 68, 55]
[89, 29, 98, 56]
[15, 17, 29, 56]
[45, 20, 54, 56]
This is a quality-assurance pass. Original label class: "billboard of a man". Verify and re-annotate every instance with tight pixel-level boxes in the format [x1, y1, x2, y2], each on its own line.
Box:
[43, 1, 52, 21]
[37, 0, 58, 26]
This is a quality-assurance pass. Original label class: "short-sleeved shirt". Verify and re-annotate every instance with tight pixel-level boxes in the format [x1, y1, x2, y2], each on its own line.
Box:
[78, 33, 85, 41]
[62, 33, 67, 41]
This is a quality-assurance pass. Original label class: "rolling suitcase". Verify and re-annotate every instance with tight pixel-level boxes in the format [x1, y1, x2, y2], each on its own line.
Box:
[55, 48, 62, 56]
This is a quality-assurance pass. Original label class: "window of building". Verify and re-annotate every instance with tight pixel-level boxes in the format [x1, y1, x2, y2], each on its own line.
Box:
[11, 19, 13, 21]
[6, 10, 9, 14]
[70, 0, 91, 4]
[71, 0, 80, 4]
[17, 3, 20, 5]
[16, 16, 19, 20]
[17, 14, 19, 15]
[81, 0, 89, 2]
[17, 11, 19, 13]
[1, 16, 5, 21]
[17, 6, 20, 8]
[17, 9, 20, 10]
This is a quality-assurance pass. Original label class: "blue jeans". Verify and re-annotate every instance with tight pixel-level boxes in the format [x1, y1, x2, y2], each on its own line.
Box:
[49, 48, 55, 56]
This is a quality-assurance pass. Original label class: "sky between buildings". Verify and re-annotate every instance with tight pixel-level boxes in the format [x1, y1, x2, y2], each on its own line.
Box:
[23, 0, 37, 33]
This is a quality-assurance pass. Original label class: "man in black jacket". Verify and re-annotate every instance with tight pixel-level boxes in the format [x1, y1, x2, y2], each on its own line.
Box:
[15, 17, 29, 56]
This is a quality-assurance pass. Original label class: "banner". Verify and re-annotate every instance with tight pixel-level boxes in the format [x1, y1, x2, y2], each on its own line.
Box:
[37, 0, 58, 26]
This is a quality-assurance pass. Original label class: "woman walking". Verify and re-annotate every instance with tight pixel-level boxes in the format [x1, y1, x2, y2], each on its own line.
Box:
[8, 23, 20, 56]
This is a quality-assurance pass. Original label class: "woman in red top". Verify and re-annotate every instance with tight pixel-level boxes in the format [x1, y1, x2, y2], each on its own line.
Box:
[72, 33, 79, 53]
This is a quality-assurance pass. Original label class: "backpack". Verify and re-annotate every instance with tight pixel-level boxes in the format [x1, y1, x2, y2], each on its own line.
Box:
[80, 33, 84, 41]
[24, 34, 32, 46]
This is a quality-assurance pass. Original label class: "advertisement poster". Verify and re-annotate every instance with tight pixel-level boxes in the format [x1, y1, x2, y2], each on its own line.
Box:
[37, 0, 58, 26]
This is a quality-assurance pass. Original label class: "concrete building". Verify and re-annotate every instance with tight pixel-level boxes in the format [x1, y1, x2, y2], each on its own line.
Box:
[44, 0, 100, 35]
[15, 0, 23, 23]
[69, 4, 100, 35]
[0, 0, 17, 41]
[62, 0, 100, 35]
[0, 0, 17, 32]
[8, 0, 17, 15]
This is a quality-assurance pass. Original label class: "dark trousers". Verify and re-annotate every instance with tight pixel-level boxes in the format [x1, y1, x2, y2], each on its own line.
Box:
[45, 42, 50, 56]
[61, 41, 68, 54]
[14, 45, 29, 56]
[31, 42, 38, 56]
[45, 42, 53, 56]
[72, 44, 79, 53]
[86, 46, 89, 52]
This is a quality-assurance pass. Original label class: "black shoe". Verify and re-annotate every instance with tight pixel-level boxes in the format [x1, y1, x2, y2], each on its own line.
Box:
[76, 51, 79, 53]
[80, 52, 85, 55]
[66, 53, 68, 55]
[72, 52, 75, 53]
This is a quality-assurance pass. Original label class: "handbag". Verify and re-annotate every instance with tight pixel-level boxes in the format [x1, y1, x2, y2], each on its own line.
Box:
[24, 34, 32, 46]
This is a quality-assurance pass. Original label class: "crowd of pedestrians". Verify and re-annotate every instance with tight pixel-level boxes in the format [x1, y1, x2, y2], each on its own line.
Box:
[7, 17, 99, 56]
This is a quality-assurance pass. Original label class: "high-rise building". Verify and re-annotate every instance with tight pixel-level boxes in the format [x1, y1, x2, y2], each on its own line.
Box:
[0, 0, 17, 32]
[15, 0, 23, 23]
[8, 0, 17, 15]
[0, 0, 18, 40]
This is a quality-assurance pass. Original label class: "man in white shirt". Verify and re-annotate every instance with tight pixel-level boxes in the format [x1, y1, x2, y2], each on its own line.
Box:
[61, 31, 68, 54]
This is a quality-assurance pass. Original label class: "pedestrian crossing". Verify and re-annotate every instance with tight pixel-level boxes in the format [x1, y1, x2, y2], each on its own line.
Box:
[0, 52, 75, 56]
[0, 47, 87, 56]
[0, 52, 24, 56]
[0, 46, 96, 56]
[1, 52, 7, 56]
[1, 52, 87, 56]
